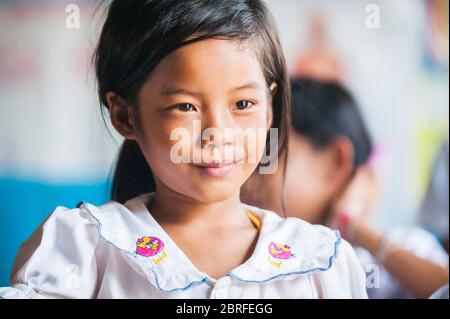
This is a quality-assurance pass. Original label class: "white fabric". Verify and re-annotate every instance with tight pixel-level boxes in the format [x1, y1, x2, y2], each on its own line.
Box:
[429, 284, 449, 299]
[357, 225, 449, 299]
[0, 193, 368, 299]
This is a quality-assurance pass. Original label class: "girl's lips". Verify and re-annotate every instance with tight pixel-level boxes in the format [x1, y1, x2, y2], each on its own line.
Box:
[193, 161, 241, 177]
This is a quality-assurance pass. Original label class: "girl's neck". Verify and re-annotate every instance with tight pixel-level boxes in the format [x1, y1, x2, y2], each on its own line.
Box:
[147, 186, 252, 230]
[241, 156, 287, 216]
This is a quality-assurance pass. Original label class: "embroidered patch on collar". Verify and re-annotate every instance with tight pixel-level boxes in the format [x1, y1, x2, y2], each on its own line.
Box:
[136, 236, 164, 257]
[268, 242, 295, 260]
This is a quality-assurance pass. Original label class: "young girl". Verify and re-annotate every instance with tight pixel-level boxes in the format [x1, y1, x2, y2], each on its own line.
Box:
[0, 0, 367, 299]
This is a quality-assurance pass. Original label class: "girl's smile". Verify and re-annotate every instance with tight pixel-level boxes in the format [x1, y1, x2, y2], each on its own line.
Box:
[193, 159, 243, 177]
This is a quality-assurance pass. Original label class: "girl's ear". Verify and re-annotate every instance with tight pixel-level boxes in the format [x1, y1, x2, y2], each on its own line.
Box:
[106, 91, 137, 140]
[266, 82, 278, 129]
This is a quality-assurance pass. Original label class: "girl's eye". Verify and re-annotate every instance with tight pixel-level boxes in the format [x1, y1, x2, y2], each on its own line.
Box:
[174, 103, 196, 112]
[235, 100, 253, 110]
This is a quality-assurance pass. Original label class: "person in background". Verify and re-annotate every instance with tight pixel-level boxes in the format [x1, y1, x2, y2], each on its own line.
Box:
[242, 77, 449, 298]
[418, 141, 449, 254]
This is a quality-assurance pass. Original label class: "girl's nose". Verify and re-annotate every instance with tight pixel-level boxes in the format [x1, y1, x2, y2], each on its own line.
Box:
[200, 107, 235, 148]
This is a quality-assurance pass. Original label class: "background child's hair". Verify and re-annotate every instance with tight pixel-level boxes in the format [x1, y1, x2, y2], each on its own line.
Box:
[94, 0, 291, 204]
[290, 77, 372, 172]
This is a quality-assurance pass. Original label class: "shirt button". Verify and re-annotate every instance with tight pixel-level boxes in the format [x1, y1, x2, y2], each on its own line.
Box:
[214, 289, 228, 299]
[215, 276, 232, 287]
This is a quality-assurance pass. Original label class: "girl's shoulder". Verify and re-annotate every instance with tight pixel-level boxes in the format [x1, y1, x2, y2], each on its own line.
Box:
[243, 202, 342, 266]
[237, 203, 368, 298]
[240, 202, 344, 260]
[0, 194, 162, 298]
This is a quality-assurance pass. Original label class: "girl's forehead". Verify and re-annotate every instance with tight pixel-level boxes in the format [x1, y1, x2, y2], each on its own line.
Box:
[147, 38, 265, 88]
[175, 37, 257, 59]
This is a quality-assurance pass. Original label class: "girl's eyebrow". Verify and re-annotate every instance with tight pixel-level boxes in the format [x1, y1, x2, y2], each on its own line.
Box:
[232, 82, 263, 92]
[160, 82, 263, 96]
[160, 86, 202, 96]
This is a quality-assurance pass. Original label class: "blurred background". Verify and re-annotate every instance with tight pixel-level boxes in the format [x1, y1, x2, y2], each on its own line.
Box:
[0, 0, 448, 286]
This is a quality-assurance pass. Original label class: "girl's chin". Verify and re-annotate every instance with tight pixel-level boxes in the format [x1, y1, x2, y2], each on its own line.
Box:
[188, 184, 241, 203]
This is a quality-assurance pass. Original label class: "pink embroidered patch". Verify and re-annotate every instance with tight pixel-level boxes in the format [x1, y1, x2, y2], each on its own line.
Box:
[268, 242, 295, 259]
[136, 236, 164, 257]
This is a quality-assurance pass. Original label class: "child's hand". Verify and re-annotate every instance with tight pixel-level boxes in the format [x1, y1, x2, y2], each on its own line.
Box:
[329, 164, 382, 240]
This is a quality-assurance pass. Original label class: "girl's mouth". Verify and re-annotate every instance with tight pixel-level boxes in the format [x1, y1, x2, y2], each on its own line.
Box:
[193, 160, 242, 177]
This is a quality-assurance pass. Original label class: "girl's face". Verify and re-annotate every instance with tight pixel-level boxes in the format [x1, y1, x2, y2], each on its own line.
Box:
[134, 39, 274, 203]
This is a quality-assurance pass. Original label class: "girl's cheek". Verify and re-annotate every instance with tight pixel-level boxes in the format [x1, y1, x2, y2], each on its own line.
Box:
[242, 115, 271, 164]
[142, 112, 192, 144]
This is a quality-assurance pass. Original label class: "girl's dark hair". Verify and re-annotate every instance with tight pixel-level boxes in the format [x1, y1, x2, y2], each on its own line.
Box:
[95, 0, 291, 204]
[290, 77, 372, 170]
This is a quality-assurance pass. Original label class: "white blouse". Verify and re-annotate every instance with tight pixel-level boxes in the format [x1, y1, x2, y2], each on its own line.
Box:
[0, 193, 368, 299]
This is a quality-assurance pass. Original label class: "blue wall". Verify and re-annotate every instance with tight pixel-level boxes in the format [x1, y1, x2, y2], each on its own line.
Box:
[0, 176, 111, 286]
